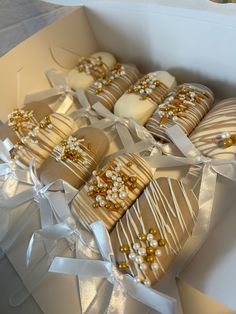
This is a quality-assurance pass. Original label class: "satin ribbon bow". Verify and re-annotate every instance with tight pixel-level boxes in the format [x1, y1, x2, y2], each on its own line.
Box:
[0, 160, 78, 252]
[24, 69, 75, 114]
[91, 102, 156, 158]
[49, 220, 177, 314]
[147, 125, 236, 237]
[0, 139, 32, 186]
[69, 89, 99, 124]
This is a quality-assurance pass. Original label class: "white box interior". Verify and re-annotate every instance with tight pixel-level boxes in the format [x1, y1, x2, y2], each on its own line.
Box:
[1, 3, 236, 314]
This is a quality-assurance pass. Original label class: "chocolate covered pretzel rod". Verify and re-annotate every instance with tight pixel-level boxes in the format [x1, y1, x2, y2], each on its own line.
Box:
[67, 52, 116, 91]
[1, 107, 76, 168]
[39, 127, 109, 188]
[114, 71, 177, 124]
[86, 63, 140, 111]
[110, 177, 199, 286]
[189, 98, 236, 159]
[71, 153, 153, 231]
[145, 83, 214, 142]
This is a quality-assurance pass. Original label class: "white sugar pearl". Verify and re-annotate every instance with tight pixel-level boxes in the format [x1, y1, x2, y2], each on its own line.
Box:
[147, 233, 153, 241]
[112, 193, 118, 199]
[140, 263, 148, 271]
[114, 182, 119, 187]
[106, 170, 112, 178]
[96, 195, 102, 202]
[138, 248, 146, 256]
[151, 262, 159, 271]
[129, 252, 136, 260]
[107, 190, 112, 194]
[135, 277, 142, 284]
[150, 240, 158, 248]
[133, 243, 140, 251]
[89, 186, 94, 191]
[135, 256, 143, 264]
[112, 175, 117, 181]
[98, 183, 104, 188]
[117, 177, 122, 182]
[144, 279, 151, 287]
[121, 201, 126, 208]
[219, 132, 230, 139]
[119, 191, 127, 200]
[99, 200, 106, 207]
[155, 249, 162, 257]
[112, 187, 117, 193]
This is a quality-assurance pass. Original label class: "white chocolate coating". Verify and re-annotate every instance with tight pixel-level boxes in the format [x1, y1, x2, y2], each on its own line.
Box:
[90, 52, 116, 69]
[67, 52, 116, 91]
[67, 71, 94, 91]
[114, 71, 177, 125]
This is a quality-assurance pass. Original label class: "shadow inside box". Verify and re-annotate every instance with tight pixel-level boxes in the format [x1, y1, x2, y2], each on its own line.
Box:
[167, 67, 236, 100]
[84, 6, 162, 73]
[0, 250, 42, 314]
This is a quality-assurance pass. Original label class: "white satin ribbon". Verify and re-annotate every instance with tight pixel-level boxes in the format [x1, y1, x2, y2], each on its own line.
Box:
[0, 140, 32, 186]
[69, 89, 99, 124]
[92, 102, 160, 158]
[0, 140, 33, 240]
[24, 69, 75, 114]
[50, 221, 177, 314]
[146, 125, 236, 263]
[0, 160, 78, 253]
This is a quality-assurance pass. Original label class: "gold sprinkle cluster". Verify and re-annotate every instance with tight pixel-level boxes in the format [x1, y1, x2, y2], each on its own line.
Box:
[118, 228, 167, 286]
[94, 63, 126, 94]
[77, 56, 107, 79]
[127, 74, 160, 100]
[157, 86, 209, 126]
[55, 136, 90, 165]
[8, 109, 36, 133]
[215, 132, 236, 148]
[87, 160, 137, 212]
[8, 109, 53, 160]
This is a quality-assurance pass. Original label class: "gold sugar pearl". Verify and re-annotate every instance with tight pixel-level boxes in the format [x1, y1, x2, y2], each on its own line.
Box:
[138, 234, 147, 241]
[130, 176, 137, 183]
[149, 228, 158, 236]
[119, 262, 129, 270]
[146, 247, 155, 255]
[122, 175, 129, 182]
[93, 202, 99, 208]
[158, 239, 167, 247]
[223, 138, 234, 148]
[120, 244, 130, 254]
[146, 255, 155, 263]
[92, 179, 98, 185]
[131, 184, 137, 189]
[127, 161, 133, 167]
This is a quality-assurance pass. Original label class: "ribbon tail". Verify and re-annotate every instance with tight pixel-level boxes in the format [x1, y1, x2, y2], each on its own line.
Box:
[46, 68, 68, 88]
[76, 238, 101, 314]
[0, 201, 38, 252]
[123, 275, 177, 314]
[0, 209, 10, 242]
[106, 284, 127, 314]
[116, 123, 134, 149]
[1, 175, 18, 198]
[24, 87, 62, 105]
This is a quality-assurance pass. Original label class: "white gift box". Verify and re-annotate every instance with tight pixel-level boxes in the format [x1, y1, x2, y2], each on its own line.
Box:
[1, 1, 236, 313]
